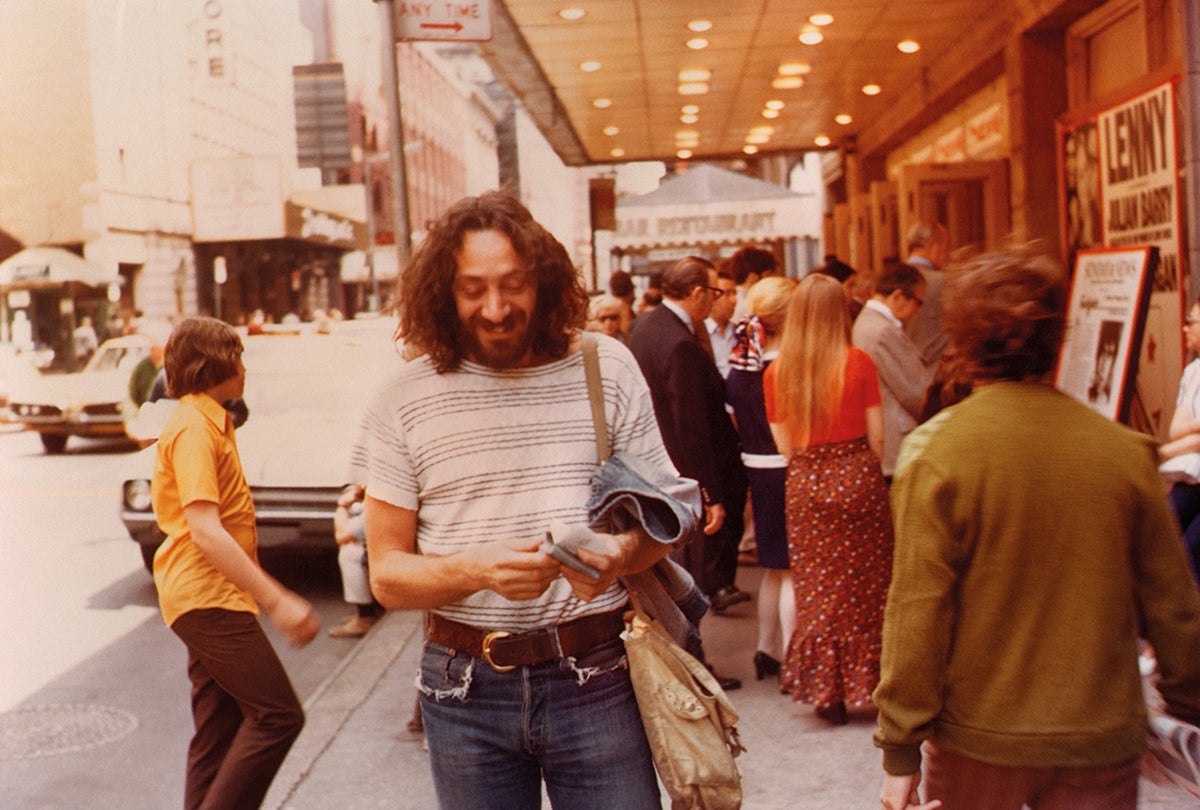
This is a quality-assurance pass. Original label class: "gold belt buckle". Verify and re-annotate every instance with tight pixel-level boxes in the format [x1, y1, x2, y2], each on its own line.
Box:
[481, 630, 516, 672]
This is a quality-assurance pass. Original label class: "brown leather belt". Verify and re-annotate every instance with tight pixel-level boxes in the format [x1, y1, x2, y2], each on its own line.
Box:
[425, 607, 627, 672]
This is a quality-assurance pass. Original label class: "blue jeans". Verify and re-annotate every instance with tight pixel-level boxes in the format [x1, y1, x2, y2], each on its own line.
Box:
[1169, 483, 1200, 584]
[417, 637, 661, 809]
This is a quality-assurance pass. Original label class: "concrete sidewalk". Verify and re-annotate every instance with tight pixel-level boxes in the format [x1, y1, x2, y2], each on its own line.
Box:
[264, 565, 1194, 809]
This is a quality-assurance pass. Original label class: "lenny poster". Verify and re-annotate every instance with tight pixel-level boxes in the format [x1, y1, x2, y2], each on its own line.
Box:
[1058, 77, 1184, 437]
[1056, 246, 1157, 422]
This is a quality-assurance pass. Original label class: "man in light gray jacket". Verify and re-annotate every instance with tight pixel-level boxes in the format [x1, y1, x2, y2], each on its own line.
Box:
[851, 262, 933, 479]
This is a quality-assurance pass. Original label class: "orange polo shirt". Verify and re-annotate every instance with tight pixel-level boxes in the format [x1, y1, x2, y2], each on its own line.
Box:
[151, 393, 259, 626]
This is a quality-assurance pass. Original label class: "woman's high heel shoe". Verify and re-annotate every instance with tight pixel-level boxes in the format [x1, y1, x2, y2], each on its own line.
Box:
[753, 651, 781, 680]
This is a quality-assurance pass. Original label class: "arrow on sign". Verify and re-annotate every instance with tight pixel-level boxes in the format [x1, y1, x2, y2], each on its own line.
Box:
[421, 21, 464, 32]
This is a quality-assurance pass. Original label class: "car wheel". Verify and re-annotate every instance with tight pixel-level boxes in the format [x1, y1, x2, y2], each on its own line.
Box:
[140, 544, 158, 572]
[40, 434, 68, 454]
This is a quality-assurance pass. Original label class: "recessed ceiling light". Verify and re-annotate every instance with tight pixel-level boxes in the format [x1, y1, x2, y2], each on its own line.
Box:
[772, 76, 804, 90]
[678, 82, 709, 95]
[580, 60, 601, 72]
[765, 99, 785, 110]
[897, 39, 920, 54]
[678, 67, 711, 83]
[762, 109, 780, 119]
[677, 149, 693, 159]
[686, 38, 709, 50]
[835, 113, 852, 125]
[743, 144, 759, 155]
[675, 129, 699, 141]
[861, 84, 882, 96]
[746, 133, 771, 145]
[799, 26, 823, 45]
[593, 97, 613, 108]
[750, 125, 775, 136]
[558, 8, 585, 21]
[687, 19, 713, 33]
[603, 126, 620, 136]
[809, 12, 834, 26]
[814, 135, 832, 147]
[681, 104, 700, 115]
[778, 61, 812, 76]
[610, 147, 625, 158]
[680, 113, 699, 124]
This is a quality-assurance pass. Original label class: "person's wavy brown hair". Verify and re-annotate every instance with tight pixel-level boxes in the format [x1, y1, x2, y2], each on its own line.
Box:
[942, 244, 1066, 383]
[164, 317, 243, 398]
[396, 191, 588, 372]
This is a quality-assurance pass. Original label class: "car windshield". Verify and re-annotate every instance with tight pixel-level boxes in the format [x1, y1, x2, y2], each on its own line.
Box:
[88, 343, 148, 373]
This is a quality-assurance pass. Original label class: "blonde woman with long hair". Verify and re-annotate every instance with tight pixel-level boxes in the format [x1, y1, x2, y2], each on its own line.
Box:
[764, 273, 894, 725]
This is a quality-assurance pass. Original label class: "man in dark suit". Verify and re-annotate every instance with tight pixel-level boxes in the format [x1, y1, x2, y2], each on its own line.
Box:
[628, 256, 750, 617]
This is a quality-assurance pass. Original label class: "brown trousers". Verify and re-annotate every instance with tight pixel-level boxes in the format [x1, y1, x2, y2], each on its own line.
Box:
[923, 741, 1139, 810]
[171, 608, 305, 810]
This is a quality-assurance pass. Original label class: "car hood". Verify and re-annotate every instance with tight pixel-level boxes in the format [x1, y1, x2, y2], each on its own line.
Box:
[233, 408, 360, 487]
[9, 370, 129, 406]
[123, 406, 360, 489]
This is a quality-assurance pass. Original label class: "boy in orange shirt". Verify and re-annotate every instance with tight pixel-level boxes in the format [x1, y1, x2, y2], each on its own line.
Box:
[152, 317, 319, 809]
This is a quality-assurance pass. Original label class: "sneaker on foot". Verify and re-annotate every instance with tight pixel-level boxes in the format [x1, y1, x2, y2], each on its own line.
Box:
[329, 614, 378, 638]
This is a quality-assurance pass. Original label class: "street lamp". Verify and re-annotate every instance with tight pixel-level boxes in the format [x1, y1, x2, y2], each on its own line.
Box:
[213, 256, 227, 321]
[363, 155, 381, 312]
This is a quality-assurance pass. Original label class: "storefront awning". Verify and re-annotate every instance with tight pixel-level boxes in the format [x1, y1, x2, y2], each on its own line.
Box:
[0, 247, 118, 288]
[612, 164, 819, 251]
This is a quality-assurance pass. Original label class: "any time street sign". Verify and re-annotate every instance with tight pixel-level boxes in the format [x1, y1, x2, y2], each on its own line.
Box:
[394, 1, 493, 42]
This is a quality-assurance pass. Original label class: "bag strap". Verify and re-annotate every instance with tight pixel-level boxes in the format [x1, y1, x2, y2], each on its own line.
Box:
[581, 332, 611, 464]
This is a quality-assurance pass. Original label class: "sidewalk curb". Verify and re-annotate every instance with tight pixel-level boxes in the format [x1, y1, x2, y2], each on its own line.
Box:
[265, 609, 424, 810]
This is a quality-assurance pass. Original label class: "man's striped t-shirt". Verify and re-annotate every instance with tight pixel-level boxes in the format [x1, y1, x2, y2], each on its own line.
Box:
[349, 333, 678, 631]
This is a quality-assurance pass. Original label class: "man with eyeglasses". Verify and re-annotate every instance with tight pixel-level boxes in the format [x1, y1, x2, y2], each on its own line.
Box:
[852, 261, 934, 481]
[704, 268, 740, 379]
[629, 256, 751, 638]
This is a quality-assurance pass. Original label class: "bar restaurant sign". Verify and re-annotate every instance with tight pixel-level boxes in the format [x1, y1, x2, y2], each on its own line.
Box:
[612, 196, 815, 250]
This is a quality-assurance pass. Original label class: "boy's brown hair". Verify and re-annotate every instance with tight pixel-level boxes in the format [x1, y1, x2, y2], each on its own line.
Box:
[164, 317, 243, 398]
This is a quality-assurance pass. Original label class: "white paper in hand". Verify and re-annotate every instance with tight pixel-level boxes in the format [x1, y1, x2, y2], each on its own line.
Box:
[542, 519, 602, 579]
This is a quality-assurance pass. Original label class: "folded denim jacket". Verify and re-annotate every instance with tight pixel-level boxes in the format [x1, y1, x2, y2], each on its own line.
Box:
[586, 451, 708, 655]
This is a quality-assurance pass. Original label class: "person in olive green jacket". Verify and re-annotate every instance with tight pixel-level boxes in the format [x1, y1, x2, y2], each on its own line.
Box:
[874, 245, 1200, 810]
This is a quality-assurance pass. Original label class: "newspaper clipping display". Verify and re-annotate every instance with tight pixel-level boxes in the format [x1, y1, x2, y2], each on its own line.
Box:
[1056, 246, 1156, 422]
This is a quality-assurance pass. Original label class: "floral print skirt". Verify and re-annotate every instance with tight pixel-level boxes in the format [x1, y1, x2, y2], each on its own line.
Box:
[781, 436, 894, 709]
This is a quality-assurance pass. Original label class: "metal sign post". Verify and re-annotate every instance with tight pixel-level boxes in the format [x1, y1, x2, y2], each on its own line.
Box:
[376, 0, 413, 269]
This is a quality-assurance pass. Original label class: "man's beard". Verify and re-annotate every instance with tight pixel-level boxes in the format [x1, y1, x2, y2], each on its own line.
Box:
[457, 314, 535, 369]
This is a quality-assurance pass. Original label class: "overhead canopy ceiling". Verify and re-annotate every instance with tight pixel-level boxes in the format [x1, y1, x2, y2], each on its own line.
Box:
[476, 0, 1077, 166]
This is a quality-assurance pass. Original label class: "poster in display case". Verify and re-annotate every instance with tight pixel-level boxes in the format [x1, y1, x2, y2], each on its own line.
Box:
[1055, 246, 1157, 422]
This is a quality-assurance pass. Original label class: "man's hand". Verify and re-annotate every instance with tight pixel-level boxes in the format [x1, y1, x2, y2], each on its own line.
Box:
[880, 772, 941, 810]
[561, 530, 641, 602]
[474, 537, 562, 601]
[702, 503, 726, 535]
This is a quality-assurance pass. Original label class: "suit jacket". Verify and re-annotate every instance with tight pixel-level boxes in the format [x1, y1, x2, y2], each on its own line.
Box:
[905, 260, 948, 368]
[852, 303, 933, 476]
[628, 304, 741, 505]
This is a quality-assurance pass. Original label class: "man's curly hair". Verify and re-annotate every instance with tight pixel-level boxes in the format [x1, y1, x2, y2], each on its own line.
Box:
[943, 244, 1067, 383]
[396, 192, 589, 373]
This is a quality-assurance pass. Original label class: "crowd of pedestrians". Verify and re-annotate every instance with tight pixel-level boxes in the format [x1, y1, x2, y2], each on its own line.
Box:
[144, 190, 1200, 809]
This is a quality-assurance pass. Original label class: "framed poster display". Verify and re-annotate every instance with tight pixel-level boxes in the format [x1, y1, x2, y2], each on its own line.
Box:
[1055, 246, 1157, 422]
[1057, 75, 1184, 437]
